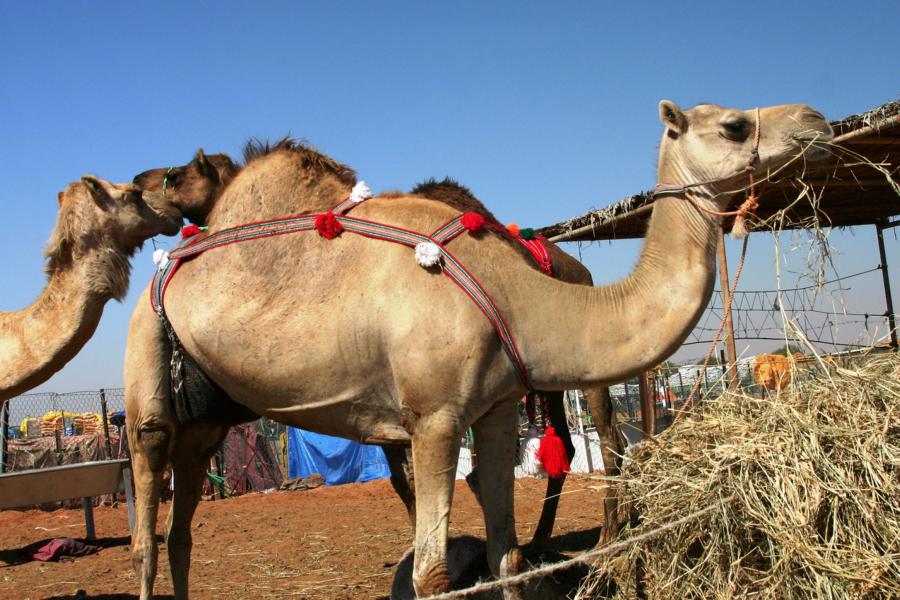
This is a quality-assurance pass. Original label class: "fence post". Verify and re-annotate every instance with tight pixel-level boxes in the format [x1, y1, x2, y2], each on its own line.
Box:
[0, 401, 9, 474]
[99, 389, 114, 459]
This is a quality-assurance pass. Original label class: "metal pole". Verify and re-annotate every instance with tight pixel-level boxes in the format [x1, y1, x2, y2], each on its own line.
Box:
[623, 380, 633, 419]
[0, 401, 9, 474]
[717, 231, 740, 387]
[569, 391, 594, 472]
[719, 348, 728, 392]
[638, 372, 656, 437]
[876, 220, 898, 350]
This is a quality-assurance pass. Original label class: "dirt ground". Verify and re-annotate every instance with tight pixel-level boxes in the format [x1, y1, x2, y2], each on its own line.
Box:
[0, 475, 606, 599]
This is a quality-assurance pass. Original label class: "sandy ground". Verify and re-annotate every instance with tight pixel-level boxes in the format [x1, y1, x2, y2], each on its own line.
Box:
[0, 475, 606, 599]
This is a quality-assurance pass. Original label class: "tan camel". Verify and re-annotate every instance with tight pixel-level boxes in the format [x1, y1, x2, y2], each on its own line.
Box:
[0, 177, 182, 403]
[134, 153, 614, 544]
[125, 101, 832, 599]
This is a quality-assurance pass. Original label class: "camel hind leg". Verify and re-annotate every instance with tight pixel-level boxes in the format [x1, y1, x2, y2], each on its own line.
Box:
[471, 399, 524, 600]
[530, 390, 577, 546]
[167, 423, 229, 599]
[383, 445, 416, 525]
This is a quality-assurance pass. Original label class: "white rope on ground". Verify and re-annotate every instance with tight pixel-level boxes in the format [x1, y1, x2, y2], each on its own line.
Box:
[425, 494, 736, 599]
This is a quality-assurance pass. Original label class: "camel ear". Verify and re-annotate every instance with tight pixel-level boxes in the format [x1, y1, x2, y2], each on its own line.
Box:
[194, 148, 212, 176]
[80, 176, 111, 207]
[659, 100, 688, 135]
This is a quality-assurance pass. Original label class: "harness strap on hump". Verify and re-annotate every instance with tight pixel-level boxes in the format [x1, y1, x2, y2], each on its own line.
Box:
[151, 196, 534, 389]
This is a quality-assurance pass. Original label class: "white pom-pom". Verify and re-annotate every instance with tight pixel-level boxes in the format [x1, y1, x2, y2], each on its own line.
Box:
[415, 242, 442, 268]
[152, 249, 170, 270]
[349, 181, 373, 204]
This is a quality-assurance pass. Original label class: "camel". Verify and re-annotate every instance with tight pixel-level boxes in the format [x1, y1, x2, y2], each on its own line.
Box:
[124, 100, 832, 599]
[132, 149, 241, 225]
[0, 176, 183, 404]
[134, 152, 618, 544]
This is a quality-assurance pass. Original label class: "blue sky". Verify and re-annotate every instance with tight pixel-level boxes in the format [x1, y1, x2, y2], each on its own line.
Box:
[1, 1, 898, 394]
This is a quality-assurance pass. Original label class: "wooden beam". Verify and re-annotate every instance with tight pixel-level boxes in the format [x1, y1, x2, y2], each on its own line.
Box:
[716, 232, 739, 389]
[638, 372, 656, 437]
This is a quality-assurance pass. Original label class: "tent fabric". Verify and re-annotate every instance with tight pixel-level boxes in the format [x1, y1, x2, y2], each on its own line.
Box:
[221, 424, 284, 495]
[201, 424, 284, 497]
[287, 428, 390, 485]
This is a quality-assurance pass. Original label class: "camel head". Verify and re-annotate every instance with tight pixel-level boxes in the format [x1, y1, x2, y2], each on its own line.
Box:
[46, 176, 183, 298]
[132, 149, 240, 225]
[656, 101, 833, 202]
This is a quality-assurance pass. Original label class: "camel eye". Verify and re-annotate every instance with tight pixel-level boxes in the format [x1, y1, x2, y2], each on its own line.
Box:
[720, 119, 749, 141]
[163, 168, 181, 193]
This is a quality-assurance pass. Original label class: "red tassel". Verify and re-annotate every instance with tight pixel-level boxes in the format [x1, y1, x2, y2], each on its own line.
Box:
[461, 212, 486, 233]
[315, 212, 344, 239]
[181, 224, 201, 239]
[536, 426, 570, 479]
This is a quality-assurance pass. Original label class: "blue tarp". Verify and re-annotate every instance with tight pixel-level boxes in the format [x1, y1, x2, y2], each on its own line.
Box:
[287, 428, 390, 485]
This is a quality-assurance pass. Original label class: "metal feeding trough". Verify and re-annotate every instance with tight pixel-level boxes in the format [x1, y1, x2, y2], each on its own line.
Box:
[0, 459, 135, 540]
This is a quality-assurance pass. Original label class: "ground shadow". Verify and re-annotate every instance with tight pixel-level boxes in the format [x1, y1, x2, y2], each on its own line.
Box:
[529, 525, 601, 553]
[45, 595, 174, 600]
[388, 532, 611, 600]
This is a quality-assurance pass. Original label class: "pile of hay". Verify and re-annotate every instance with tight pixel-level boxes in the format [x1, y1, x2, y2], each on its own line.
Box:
[579, 353, 900, 599]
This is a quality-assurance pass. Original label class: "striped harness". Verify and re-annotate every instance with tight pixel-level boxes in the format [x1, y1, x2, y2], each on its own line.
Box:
[151, 197, 535, 389]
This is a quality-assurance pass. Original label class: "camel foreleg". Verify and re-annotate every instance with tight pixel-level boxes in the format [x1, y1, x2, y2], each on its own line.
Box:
[127, 416, 173, 600]
[410, 410, 464, 597]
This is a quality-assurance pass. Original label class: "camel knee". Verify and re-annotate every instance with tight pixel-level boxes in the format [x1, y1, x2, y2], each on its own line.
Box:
[136, 424, 174, 473]
[413, 560, 451, 597]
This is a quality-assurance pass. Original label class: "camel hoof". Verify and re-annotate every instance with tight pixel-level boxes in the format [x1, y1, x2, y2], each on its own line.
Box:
[413, 560, 452, 597]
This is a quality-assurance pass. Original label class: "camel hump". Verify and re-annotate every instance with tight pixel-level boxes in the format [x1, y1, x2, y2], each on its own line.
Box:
[411, 177, 500, 223]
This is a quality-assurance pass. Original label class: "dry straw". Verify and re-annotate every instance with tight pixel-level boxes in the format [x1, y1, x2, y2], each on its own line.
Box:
[577, 352, 900, 599]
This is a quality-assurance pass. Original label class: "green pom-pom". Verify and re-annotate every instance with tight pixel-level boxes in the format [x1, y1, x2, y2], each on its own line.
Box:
[520, 227, 536, 240]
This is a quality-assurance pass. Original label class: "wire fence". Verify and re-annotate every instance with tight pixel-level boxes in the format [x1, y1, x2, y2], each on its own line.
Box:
[0, 389, 290, 505]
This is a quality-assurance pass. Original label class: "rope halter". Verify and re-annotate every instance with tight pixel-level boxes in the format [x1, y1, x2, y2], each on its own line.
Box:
[654, 107, 762, 238]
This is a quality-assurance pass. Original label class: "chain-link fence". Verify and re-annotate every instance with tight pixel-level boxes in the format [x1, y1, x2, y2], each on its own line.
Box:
[1, 389, 126, 476]
[1, 388, 290, 503]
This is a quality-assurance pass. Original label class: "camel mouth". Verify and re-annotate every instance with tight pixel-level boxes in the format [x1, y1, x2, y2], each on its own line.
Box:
[158, 213, 184, 236]
[789, 126, 834, 163]
[141, 190, 185, 235]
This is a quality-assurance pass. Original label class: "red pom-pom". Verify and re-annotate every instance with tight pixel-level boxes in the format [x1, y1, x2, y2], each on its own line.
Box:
[181, 224, 201, 239]
[461, 212, 486, 233]
[536, 426, 570, 479]
[315, 212, 344, 239]
[507, 223, 521, 236]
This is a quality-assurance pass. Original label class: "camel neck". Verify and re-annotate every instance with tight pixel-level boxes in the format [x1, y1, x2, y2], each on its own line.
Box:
[0, 254, 113, 400]
[519, 193, 722, 388]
